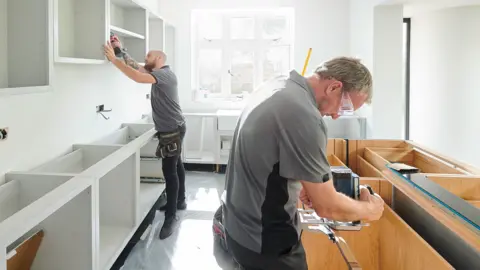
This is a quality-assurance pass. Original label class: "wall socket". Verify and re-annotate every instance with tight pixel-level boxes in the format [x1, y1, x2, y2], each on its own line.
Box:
[146, 94, 150, 100]
[0, 127, 9, 141]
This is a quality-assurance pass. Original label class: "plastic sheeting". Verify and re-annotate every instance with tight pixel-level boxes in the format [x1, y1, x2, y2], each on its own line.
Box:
[120, 172, 240, 270]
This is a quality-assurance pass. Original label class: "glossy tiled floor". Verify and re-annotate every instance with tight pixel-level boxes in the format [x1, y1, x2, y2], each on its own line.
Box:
[121, 171, 238, 270]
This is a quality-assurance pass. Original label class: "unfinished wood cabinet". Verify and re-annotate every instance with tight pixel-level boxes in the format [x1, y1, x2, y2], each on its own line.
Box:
[301, 139, 480, 269]
[344, 139, 480, 269]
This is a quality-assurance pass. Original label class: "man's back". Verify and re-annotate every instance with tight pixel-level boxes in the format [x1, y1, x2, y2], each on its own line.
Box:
[150, 66, 185, 132]
[223, 71, 331, 256]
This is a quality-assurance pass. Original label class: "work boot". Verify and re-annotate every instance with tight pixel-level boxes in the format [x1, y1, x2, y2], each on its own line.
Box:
[159, 215, 179, 240]
[159, 199, 187, 211]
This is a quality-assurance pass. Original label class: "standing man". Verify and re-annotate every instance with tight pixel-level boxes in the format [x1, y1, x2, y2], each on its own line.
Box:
[104, 40, 186, 240]
[223, 57, 385, 269]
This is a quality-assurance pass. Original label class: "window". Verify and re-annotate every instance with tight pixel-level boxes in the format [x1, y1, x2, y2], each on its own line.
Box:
[191, 8, 294, 101]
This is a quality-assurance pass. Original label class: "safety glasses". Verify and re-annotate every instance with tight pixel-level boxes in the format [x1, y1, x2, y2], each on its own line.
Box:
[338, 91, 354, 116]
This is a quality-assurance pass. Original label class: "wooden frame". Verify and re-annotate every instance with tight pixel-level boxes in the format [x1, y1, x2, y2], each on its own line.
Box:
[342, 139, 480, 267]
[301, 139, 480, 269]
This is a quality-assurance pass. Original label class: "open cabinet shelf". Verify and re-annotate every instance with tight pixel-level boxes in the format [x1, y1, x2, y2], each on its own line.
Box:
[110, 25, 145, 40]
[110, 1, 147, 62]
[0, 0, 52, 94]
[53, 0, 107, 64]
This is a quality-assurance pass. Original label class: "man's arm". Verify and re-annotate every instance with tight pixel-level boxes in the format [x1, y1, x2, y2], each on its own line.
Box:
[122, 51, 148, 73]
[111, 58, 156, 84]
[277, 108, 384, 222]
[105, 43, 155, 84]
[301, 181, 380, 221]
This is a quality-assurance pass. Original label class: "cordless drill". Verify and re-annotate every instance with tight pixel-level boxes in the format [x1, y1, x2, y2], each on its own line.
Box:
[110, 32, 125, 57]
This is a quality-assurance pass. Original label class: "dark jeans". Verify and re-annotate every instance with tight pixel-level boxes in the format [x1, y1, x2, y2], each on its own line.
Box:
[160, 124, 186, 218]
[226, 233, 308, 270]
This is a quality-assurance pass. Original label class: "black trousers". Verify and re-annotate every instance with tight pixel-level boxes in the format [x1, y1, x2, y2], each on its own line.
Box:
[161, 124, 186, 218]
[226, 233, 308, 270]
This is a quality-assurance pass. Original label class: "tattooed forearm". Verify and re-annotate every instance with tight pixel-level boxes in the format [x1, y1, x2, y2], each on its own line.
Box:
[122, 52, 140, 70]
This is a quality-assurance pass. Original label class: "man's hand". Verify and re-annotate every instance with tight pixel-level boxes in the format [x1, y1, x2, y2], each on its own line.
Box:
[359, 186, 385, 221]
[103, 42, 116, 62]
[299, 188, 312, 208]
[110, 35, 122, 49]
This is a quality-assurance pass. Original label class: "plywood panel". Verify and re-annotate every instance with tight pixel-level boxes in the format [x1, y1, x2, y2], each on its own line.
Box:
[382, 169, 480, 253]
[368, 148, 414, 164]
[302, 222, 380, 270]
[7, 230, 44, 270]
[357, 156, 383, 178]
[467, 200, 480, 208]
[379, 207, 453, 270]
[328, 155, 346, 167]
[426, 175, 480, 200]
[363, 149, 394, 205]
[349, 140, 409, 174]
[364, 148, 390, 172]
[408, 141, 480, 175]
[334, 139, 347, 164]
[359, 177, 381, 194]
[413, 150, 464, 174]
[327, 139, 335, 156]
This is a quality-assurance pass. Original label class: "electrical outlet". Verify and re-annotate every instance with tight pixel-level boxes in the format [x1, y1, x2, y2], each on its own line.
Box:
[146, 94, 150, 100]
[0, 127, 9, 141]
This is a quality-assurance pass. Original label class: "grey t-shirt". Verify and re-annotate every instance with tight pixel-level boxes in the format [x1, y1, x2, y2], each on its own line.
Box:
[223, 70, 331, 255]
[150, 66, 185, 132]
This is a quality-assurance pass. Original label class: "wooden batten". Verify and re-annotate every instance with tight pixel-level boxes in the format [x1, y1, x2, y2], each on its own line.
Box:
[348, 139, 409, 173]
[407, 141, 480, 175]
[362, 147, 465, 175]
[328, 154, 346, 167]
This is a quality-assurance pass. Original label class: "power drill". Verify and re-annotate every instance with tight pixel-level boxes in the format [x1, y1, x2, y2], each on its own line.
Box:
[110, 32, 125, 58]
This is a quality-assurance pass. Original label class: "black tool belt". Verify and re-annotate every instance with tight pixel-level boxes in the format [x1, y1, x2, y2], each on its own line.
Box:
[155, 130, 182, 159]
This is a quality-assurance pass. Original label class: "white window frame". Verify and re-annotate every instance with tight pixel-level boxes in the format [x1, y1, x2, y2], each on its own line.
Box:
[191, 8, 294, 102]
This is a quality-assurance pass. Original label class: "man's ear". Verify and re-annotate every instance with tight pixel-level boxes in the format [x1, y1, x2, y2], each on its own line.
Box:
[326, 81, 343, 95]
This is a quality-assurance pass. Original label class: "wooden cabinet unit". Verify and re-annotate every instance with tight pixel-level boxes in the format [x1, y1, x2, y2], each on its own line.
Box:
[302, 139, 480, 269]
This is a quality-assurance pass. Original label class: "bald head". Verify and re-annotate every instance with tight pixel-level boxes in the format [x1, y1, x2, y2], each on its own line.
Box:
[151, 50, 167, 62]
[144, 50, 167, 71]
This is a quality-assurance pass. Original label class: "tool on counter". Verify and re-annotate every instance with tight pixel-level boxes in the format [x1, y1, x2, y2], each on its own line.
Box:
[298, 167, 375, 270]
[389, 162, 420, 174]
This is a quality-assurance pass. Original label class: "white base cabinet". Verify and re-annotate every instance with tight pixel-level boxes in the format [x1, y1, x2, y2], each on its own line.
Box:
[0, 121, 164, 270]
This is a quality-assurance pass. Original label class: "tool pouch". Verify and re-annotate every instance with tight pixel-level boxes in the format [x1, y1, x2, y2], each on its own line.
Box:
[155, 131, 181, 159]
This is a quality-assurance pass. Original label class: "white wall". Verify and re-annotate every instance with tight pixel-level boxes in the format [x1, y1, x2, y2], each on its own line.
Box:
[0, 0, 158, 182]
[349, 1, 404, 139]
[410, 6, 480, 167]
[372, 5, 405, 139]
[157, 0, 351, 112]
[349, 0, 375, 138]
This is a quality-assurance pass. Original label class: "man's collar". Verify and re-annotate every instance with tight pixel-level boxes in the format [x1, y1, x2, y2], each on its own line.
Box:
[151, 65, 170, 72]
[288, 70, 317, 105]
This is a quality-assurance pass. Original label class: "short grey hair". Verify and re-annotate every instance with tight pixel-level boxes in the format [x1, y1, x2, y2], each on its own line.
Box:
[314, 57, 373, 104]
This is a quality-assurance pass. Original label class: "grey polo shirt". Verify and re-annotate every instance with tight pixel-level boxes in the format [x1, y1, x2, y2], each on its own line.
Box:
[150, 66, 185, 132]
[223, 70, 332, 255]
